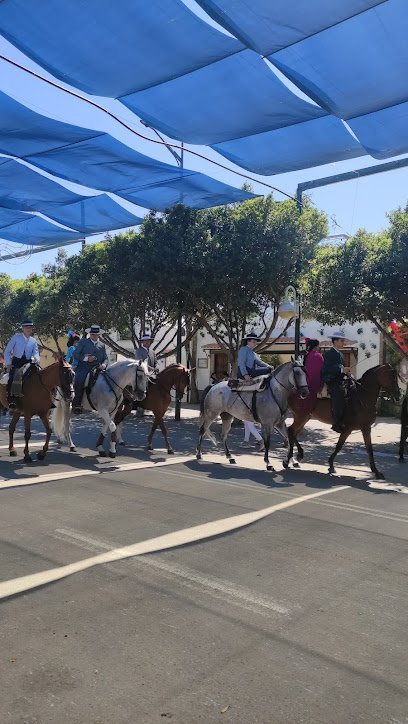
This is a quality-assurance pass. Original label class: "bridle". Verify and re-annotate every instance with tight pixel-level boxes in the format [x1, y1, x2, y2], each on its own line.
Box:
[272, 364, 307, 395]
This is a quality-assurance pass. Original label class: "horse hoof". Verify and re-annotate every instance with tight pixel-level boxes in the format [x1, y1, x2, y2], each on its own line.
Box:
[37, 451, 46, 461]
[9, 450, 17, 457]
[328, 465, 335, 474]
[70, 446, 77, 452]
[24, 455, 33, 463]
[98, 450, 107, 458]
[196, 453, 202, 460]
[109, 452, 116, 459]
[147, 445, 153, 452]
[266, 465, 275, 472]
[293, 461, 300, 468]
[229, 458, 236, 465]
[282, 460, 289, 469]
[375, 471, 385, 480]
[168, 448, 174, 455]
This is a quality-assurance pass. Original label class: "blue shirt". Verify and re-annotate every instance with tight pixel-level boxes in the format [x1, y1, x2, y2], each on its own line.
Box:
[4, 332, 40, 366]
[66, 345, 78, 368]
[237, 345, 269, 376]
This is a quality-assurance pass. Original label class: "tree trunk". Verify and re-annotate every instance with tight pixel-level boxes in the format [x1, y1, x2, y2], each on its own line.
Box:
[189, 329, 199, 403]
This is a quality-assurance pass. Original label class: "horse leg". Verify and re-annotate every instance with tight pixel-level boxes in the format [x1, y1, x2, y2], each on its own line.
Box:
[147, 418, 159, 451]
[23, 413, 33, 463]
[159, 418, 174, 454]
[196, 412, 218, 460]
[275, 420, 294, 469]
[109, 429, 117, 458]
[96, 413, 112, 457]
[361, 426, 384, 480]
[288, 411, 308, 463]
[399, 423, 407, 463]
[8, 411, 20, 457]
[220, 412, 235, 464]
[37, 413, 52, 461]
[328, 428, 351, 474]
[262, 425, 274, 472]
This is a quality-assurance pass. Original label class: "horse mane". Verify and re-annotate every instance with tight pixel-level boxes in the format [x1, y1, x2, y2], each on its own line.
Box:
[359, 364, 382, 383]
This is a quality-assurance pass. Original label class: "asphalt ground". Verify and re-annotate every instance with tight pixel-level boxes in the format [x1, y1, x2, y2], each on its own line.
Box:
[0, 409, 407, 723]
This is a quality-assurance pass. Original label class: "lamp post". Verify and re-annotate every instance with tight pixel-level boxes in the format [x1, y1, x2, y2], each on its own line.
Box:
[140, 120, 185, 420]
[278, 285, 302, 359]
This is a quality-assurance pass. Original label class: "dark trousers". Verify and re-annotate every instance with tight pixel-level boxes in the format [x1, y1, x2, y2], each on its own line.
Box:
[73, 362, 96, 404]
[327, 378, 346, 426]
[238, 367, 270, 380]
[7, 355, 28, 400]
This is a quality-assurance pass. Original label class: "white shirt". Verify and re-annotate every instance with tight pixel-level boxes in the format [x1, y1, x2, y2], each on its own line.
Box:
[4, 333, 40, 366]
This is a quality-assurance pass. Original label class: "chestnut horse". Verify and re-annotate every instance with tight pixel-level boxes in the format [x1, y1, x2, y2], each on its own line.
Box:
[0, 359, 74, 462]
[288, 364, 400, 480]
[114, 364, 190, 454]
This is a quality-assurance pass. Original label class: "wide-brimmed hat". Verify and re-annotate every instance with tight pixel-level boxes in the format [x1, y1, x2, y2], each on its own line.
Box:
[86, 324, 104, 335]
[21, 319, 34, 327]
[243, 331, 259, 341]
[331, 330, 346, 339]
[140, 333, 154, 341]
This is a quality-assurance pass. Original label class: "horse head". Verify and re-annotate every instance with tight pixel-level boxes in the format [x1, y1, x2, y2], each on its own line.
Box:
[59, 358, 75, 401]
[290, 360, 309, 400]
[377, 363, 400, 401]
[134, 359, 150, 401]
[174, 366, 190, 398]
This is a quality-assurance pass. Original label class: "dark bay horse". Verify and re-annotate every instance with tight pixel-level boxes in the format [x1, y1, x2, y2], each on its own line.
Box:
[114, 364, 190, 454]
[288, 364, 400, 479]
[0, 359, 74, 462]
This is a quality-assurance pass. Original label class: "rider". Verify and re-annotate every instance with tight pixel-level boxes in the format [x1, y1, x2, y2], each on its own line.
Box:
[4, 319, 40, 409]
[135, 333, 158, 374]
[322, 330, 349, 433]
[237, 332, 271, 380]
[72, 324, 108, 413]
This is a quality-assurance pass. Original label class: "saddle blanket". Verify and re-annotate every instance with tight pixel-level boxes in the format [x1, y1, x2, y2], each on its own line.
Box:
[0, 363, 31, 385]
[228, 374, 270, 392]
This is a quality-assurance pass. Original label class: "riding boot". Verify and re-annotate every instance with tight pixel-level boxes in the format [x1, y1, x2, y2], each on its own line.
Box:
[72, 387, 83, 414]
[328, 381, 346, 433]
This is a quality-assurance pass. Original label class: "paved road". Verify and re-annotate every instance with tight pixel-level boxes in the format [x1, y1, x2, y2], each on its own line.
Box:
[0, 411, 407, 723]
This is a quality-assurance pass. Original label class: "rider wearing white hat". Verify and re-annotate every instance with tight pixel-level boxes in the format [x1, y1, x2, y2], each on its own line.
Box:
[72, 324, 108, 412]
[135, 333, 158, 373]
[322, 330, 347, 433]
[4, 319, 40, 409]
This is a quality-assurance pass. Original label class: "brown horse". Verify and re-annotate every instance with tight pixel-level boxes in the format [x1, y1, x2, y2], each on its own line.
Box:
[114, 364, 190, 454]
[288, 364, 400, 480]
[0, 360, 74, 462]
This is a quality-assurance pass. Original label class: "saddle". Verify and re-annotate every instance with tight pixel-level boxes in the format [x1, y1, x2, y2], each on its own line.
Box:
[81, 367, 102, 407]
[228, 373, 270, 392]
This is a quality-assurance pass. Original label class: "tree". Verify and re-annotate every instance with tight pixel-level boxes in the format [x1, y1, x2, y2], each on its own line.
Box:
[303, 205, 408, 359]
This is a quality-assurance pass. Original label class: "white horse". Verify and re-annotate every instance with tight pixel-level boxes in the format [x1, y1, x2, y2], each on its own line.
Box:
[196, 361, 309, 471]
[52, 359, 150, 457]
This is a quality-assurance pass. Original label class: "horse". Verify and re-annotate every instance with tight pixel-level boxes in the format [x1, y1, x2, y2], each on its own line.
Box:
[0, 359, 75, 462]
[288, 364, 400, 479]
[114, 363, 190, 454]
[52, 359, 149, 458]
[399, 393, 407, 463]
[196, 360, 309, 471]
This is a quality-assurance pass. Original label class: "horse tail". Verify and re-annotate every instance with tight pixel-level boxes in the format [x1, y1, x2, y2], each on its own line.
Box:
[51, 396, 70, 442]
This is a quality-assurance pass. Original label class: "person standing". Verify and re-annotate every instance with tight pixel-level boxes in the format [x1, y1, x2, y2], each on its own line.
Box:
[72, 324, 108, 413]
[237, 332, 271, 380]
[135, 333, 158, 374]
[322, 330, 348, 433]
[4, 319, 40, 409]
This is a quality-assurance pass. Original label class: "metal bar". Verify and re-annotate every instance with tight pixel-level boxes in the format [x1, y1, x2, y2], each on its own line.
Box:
[296, 185, 303, 213]
[175, 294, 183, 422]
[297, 156, 408, 194]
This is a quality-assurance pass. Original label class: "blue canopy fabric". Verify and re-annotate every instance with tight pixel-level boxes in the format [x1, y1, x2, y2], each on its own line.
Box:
[0, 206, 35, 229]
[196, 0, 385, 55]
[0, 158, 85, 212]
[42, 194, 143, 233]
[118, 172, 256, 210]
[212, 116, 366, 175]
[0, 91, 101, 157]
[348, 102, 408, 159]
[26, 135, 257, 209]
[270, 0, 408, 119]
[0, 216, 84, 246]
[0, 0, 242, 97]
[122, 50, 326, 144]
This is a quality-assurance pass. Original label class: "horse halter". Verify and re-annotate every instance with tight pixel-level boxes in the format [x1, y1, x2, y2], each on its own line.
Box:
[274, 363, 308, 395]
[60, 363, 75, 401]
[134, 361, 149, 397]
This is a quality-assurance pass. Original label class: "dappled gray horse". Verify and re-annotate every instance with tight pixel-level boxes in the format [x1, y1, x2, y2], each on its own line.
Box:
[52, 359, 150, 457]
[197, 361, 309, 471]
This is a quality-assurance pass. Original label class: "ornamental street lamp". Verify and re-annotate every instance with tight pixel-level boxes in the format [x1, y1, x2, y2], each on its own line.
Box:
[278, 285, 302, 359]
